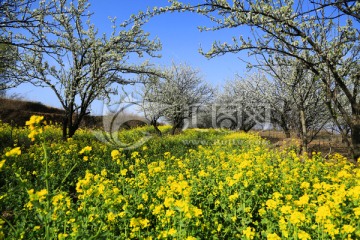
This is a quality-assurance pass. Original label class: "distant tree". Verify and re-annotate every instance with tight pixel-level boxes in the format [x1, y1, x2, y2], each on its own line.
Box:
[137, 77, 167, 136]
[219, 75, 270, 132]
[263, 58, 330, 153]
[225, 73, 295, 137]
[14, 0, 161, 139]
[141, 63, 214, 135]
[164, 0, 360, 161]
[226, 63, 330, 153]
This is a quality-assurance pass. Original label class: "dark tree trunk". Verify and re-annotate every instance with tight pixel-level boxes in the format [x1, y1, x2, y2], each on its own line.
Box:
[279, 120, 291, 138]
[68, 124, 77, 138]
[350, 116, 360, 162]
[151, 119, 162, 136]
[171, 116, 184, 135]
[62, 116, 68, 141]
[171, 125, 177, 135]
[280, 113, 291, 138]
[68, 111, 87, 138]
[284, 128, 291, 138]
[62, 107, 84, 139]
[299, 109, 308, 154]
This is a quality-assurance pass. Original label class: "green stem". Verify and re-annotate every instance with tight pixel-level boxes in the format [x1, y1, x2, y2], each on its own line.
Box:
[42, 143, 50, 240]
[89, 222, 103, 239]
[1, 215, 16, 232]
[60, 162, 78, 186]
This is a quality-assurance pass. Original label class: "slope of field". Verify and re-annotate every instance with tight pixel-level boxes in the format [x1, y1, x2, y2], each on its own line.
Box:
[0, 97, 65, 126]
[0, 98, 145, 129]
[0, 119, 359, 239]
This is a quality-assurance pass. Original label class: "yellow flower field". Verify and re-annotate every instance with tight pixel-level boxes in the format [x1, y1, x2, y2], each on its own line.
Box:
[0, 116, 359, 239]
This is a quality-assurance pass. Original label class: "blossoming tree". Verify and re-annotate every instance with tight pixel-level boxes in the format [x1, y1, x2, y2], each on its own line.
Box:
[164, 0, 360, 161]
[12, 0, 161, 139]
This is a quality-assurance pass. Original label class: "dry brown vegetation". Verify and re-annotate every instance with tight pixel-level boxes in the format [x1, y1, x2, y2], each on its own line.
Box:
[256, 130, 350, 159]
[0, 98, 146, 129]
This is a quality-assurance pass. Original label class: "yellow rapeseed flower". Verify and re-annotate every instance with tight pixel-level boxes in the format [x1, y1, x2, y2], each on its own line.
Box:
[324, 222, 339, 237]
[242, 227, 255, 239]
[165, 209, 175, 217]
[186, 237, 197, 240]
[121, 169, 128, 176]
[353, 207, 360, 218]
[33, 226, 41, 231]
[280, 205, 292, 215]
[300, 181, 310, 189]
[289, 211, 305, 225]
[258, 208, 266, 216]
[297, 230, 311, 240]
[152, 205, 163, 215]
[168, 228, 177, 236]
[229, 192, 239, 202]
[141, 218, 150, 228]
[131, 151, 139, 159]
[36, 189, 48, 203]
[5, 147, 21, 157]
[25, 115, 44, 126]
[341, 224, 355, 234]
[266, 199, 278, 210]
[267, 233, 281, 240]
[295, 194, 310, 206]
[164, 197, 175, 208]
[141, 192, 148, 202]
[192, 207, 202, 217]
[79, 146, 92, 154]
[25, 115, 45, 141]
[58, 233, 68, 240]
[111, 149, 120, 160]
[52, 193, 64, 207]
[315, 205, 331, 223]
[0, 160, 5, 169]
[107, 212, 116, 222]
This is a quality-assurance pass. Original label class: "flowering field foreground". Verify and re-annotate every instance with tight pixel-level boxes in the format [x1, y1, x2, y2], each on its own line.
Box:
[0, 117, 359, 239]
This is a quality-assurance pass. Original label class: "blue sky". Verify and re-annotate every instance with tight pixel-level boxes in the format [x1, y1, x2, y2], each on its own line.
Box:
[8, 0, 251, 115]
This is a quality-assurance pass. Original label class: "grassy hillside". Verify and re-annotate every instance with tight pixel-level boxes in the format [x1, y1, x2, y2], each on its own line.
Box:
[0, 97, 66, 126]
[0, 98, 145, 129]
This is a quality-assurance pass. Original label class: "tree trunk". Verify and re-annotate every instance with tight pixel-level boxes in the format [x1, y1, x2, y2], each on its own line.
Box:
[68, 111, 86, 138]
[151, 120, 162, 136]
[62, 116, 68, 141]
[280, 121, 291, 138]
[350, 116, 360, 162]
[171, 117, 183, 135]
[68, 124, 77, 138]
[171, 125, 177, 135]
[299, 109, 308, 155]
[284, 128, 291, 138]
[280, 105, 291, 138]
